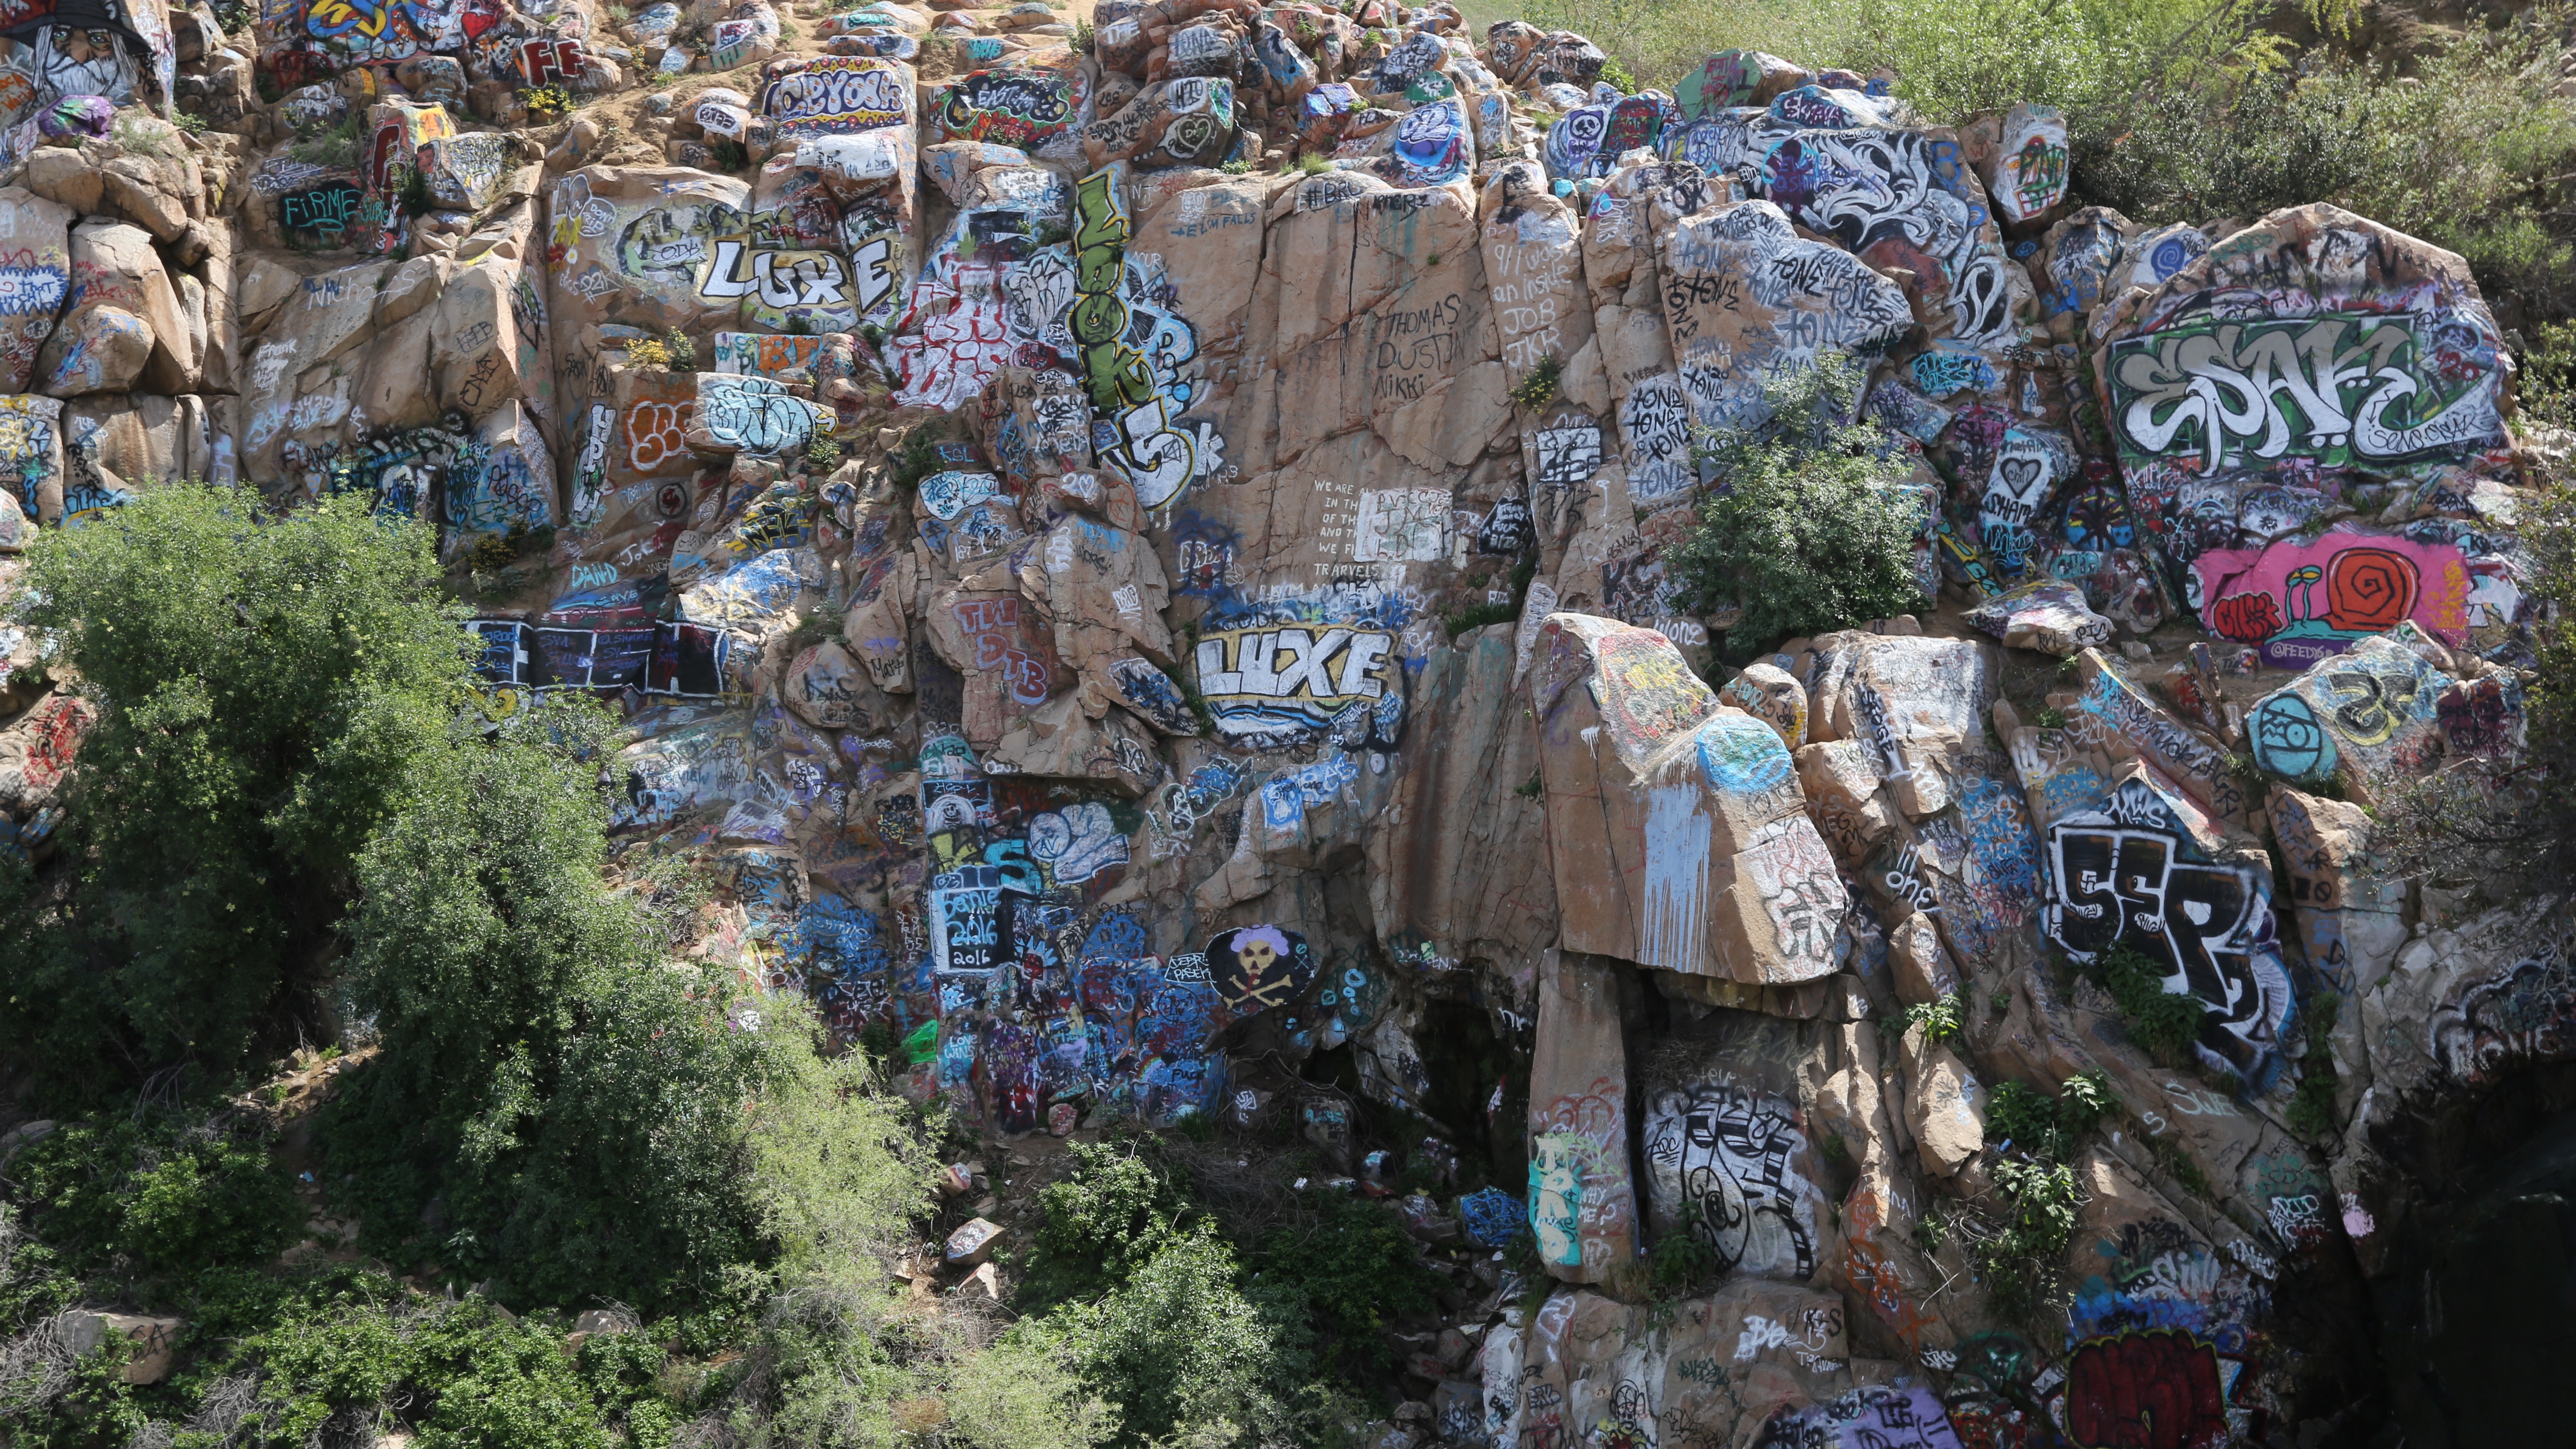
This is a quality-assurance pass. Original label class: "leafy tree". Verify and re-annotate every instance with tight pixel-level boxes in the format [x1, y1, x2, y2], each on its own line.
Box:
[1046, 1230, 1320, 1449]
[322, 699, 784, 1312]
[1664, 356, 1927, 657]
[1, 487, 469, 1097]
[1019, 1140, 1198, 1310]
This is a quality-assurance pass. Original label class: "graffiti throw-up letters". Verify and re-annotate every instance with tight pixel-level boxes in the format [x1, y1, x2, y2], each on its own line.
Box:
[1193, 625, 1401, 746]
[2105, 314, 2507, 477]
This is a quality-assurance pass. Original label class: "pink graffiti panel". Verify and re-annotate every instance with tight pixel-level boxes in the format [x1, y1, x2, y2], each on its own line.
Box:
[2190, 528, 2470, 670]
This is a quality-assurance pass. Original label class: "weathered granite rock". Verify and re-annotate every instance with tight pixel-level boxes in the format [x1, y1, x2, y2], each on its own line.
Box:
[1532, 614, 1850, 986]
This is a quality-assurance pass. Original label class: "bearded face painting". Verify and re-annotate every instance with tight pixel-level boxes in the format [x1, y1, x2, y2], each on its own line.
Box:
[34, 23, 138, 103]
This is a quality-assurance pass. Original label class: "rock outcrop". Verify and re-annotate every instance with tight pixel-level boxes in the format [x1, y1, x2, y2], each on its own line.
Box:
[0, 0, 2563, 1439]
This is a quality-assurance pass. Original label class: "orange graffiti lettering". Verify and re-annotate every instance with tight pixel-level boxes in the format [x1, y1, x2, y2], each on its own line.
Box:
[626, 400, 690, 474]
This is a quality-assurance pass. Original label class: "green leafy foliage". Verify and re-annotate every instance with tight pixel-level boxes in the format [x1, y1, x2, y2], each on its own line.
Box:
[1047, 1230, 1322, 1449]
[1980, 1156, 2084, 1318]
[1021, 1141, 1198, 1310]
[1645, 1231, 1718, 1297]
[1901, 992, 1964, 1046]
[8, 1113, 299, 1284]
[2524, 321, 2576, 427]
[287, 117, 363, 168]
[322, 699, 784, 1312]
[2076, 22, 2576, 326]
[1247, 1194, 1438, 1338]
[2087, 942, 2208, 1066]
[743, 1029, 933, 1284]
[1970, 1070, 2115, 1320]
[1665, 356, 1925, 657]
[0, 1262, 677, 1449]
[1983, 1072, 2117, 1165]
[1, 488, 468, 1098]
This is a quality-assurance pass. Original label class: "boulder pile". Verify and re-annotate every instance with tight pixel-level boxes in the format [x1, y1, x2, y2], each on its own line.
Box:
[0, 0, 2566, 1439]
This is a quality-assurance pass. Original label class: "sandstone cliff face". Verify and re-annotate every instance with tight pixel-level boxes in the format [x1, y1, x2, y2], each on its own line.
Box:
[0, 0, 2565, 1440]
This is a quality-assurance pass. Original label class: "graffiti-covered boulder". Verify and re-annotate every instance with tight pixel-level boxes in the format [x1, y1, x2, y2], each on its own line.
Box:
[1972, 102, 2069, 231]
[1659, 200, 1914, 433]
[928, 57, 1092, 158]
[1526, 950, 1639, 1283]
[0, 394, 66, 528]
[1964, 577, 2112, 657]
[1638, 1020, 1832, 1283]
[2035, 766, 2296, 1084]
[2189, 524, 2473, 672]
[2094, 204, 2516, 580]
[0, 186, 75, 394]
[35, 220, 191, 398]
[1081, 75, 1235, 168]
[2244, 624, 2458, 802]
[1530, 614, 1851, 987]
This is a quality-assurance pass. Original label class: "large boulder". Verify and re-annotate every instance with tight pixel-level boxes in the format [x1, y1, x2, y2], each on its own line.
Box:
[36, 222, 195, 398]
[0, 186, 76, 394]
[1530, 613, 1851, 987]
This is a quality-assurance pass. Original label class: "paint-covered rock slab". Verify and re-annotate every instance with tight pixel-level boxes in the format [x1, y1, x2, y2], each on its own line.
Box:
[1530, 613, 1849, 985]
[2095, 203, 2516, 576]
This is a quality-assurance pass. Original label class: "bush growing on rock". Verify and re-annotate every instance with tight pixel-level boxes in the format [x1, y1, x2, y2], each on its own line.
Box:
[1665, 356, 1927, 657]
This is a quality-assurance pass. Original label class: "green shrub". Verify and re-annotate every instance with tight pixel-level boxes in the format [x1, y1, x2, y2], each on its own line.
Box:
[287, 116, 363, 168]
[744, 1033, 935, 1282]
[2524, 322, 2576, 427]
[1664, 356, 1925, 658]
[1050, 1230, 1320, 1449]
[2283, 994, 2343, 1140]
[8, 1113, 300, 1284]
[2088, 942, 2207, 1066]
[413, 1302, 617, 1449]
[1646, 1231, 1718, 1296]
[944, 1330, 1115, 1449]
[1442, 600, 1517, 639]
[1247, 1194, 1436, 1337]
[1, 487, 469, 1099]
[2075, 20, 2576, 326]
[1901, 992, 1964, 1046]
[1021, 1141, 1197, 1310]
[1978, 1156, 2084, 1319]
[322, 699, 784, 1313]
[1983, 1071, 2116, 1165]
